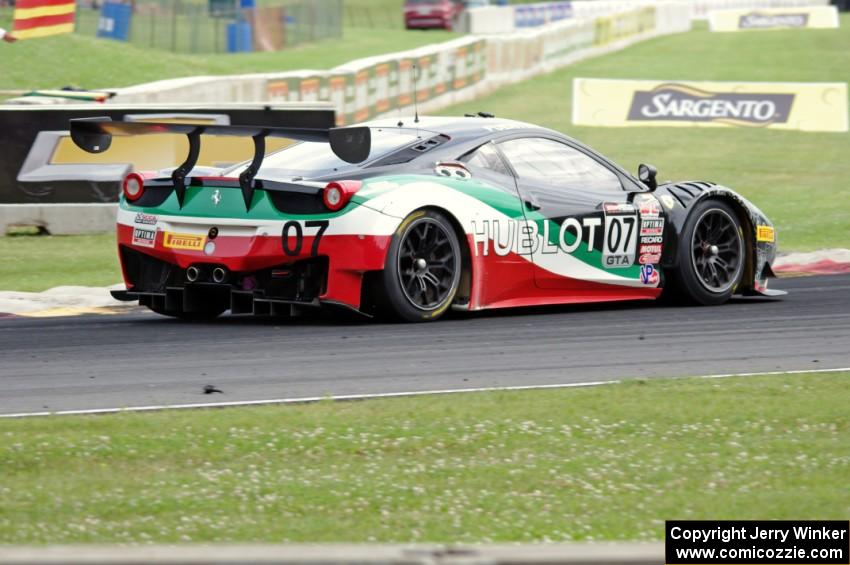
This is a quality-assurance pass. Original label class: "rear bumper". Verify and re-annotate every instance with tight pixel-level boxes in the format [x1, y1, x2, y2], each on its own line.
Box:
[117, 203, 396, 315]
[405, 16, 451, 28]
[111, 278, 368, 317]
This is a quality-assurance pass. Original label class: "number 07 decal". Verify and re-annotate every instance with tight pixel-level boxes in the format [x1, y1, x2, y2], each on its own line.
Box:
[602, 213, 637, 268]
[282, 220, 330, 257]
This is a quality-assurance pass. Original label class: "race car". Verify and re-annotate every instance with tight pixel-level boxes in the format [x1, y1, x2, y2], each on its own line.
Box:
[70, 114, 784, 322]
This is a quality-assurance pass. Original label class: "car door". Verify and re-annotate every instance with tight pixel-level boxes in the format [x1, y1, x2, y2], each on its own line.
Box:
[496, 136, 654, 291]
[458, 141, 536, 306]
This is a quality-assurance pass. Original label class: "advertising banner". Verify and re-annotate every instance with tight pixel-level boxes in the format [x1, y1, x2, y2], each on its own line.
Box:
[709, 5, 839, 31]
[594, 6, 656, 46]
[573, 78, 849, 132]
[515, 2, 573, 28]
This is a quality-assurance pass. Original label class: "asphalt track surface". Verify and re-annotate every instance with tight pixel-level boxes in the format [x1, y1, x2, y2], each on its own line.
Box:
[0, 274, 847, 415]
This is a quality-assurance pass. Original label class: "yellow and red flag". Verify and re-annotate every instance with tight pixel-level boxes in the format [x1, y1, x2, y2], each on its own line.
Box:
[12, 0, 77, 40]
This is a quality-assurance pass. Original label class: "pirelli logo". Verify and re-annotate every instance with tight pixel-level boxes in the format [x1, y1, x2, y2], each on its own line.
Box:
[163, 232, 206, 251]
[756, 225, 775, 243]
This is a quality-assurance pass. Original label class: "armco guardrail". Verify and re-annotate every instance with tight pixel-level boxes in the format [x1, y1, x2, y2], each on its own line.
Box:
[0, 543, 665, 565]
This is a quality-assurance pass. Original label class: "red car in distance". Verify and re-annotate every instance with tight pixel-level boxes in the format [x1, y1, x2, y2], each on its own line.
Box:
[404, 0, 465, 30]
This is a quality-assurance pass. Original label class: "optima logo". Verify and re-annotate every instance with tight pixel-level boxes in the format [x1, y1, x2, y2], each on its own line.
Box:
[739, 12, 809, 29]
[627, 84, 795, 127]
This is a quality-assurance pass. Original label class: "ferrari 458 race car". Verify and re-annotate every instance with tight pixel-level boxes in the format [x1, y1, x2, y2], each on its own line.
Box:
[70, 114, 784, 322]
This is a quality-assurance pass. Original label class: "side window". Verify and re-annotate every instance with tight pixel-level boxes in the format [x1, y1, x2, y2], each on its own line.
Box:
[498, 137, 622, 191]
[460, 142, 511, 177]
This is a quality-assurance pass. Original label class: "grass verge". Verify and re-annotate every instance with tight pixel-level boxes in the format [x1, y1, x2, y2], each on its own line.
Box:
[0, 233, 120, 292]
[442, 17, 850, 251]
[0, 19, 455, 91]
[1, 372, 848, 543]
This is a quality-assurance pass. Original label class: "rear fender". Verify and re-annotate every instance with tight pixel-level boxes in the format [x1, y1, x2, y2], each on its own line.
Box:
[359, 176, 521, 309]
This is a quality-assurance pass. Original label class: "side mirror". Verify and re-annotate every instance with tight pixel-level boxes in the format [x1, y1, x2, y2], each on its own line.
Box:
[638, 163, 658, 191]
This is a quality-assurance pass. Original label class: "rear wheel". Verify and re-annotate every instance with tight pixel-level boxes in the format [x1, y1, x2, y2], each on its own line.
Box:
[669, 199, 745, 305]
[379, 210, 462, 322]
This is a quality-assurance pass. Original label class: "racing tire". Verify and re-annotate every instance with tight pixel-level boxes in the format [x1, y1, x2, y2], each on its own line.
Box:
[668, 199, 745, 306]
[379, 209, 462, 322]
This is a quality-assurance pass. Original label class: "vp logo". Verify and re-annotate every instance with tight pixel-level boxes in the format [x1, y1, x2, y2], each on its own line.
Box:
[640, 264, 659, 285]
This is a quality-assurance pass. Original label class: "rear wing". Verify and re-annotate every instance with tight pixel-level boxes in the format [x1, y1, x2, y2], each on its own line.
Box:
[69, 117, 371, 210]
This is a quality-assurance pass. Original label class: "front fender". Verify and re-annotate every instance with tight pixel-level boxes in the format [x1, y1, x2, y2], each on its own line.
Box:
[656, 181, 778, 294]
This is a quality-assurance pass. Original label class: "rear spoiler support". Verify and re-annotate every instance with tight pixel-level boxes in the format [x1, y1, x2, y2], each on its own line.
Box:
[70, 117, 371, 210]
[239, 133, 266, 210]
[172, 130, 201, 208]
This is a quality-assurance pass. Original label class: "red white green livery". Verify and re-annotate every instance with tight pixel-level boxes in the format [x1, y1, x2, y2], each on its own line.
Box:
[71, 115, 784, 322]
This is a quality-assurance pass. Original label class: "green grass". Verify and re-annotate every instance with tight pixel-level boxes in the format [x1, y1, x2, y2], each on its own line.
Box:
[0, 233, 120, 292]
[442, 17, 850, 251]
[0, 372, 847, 543]
[0, 18, 454, 91]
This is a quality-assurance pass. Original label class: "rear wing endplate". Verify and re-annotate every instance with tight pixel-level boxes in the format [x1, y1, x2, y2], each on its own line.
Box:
[69, 117, 371, 209]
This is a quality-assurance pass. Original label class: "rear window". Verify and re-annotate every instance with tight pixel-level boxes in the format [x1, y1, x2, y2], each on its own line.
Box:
[223, 128, 425, 180]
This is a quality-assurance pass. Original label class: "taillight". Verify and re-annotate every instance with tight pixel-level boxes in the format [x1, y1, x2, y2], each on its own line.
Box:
[323, 180, 361, 211]
[123, 172, 145, 202]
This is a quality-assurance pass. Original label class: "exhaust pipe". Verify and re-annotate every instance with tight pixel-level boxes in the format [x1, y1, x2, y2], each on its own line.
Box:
[212, 267, 228, 284]
[186, 266, 201, 283]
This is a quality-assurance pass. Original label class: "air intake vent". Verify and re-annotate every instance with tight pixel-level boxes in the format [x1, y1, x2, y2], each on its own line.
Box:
[368, 134, 451, 168]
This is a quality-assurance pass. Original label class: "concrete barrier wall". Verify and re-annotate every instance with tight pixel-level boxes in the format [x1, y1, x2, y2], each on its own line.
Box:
[0, 542, 665, 564]
[464, 0, 831, 31]
[0, 203, 118, 236]
[571, 0, 829, 20]
[110, 4, 691, 125]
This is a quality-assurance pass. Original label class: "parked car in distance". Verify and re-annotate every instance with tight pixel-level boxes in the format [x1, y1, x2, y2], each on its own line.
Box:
[404, 0, 490, 30]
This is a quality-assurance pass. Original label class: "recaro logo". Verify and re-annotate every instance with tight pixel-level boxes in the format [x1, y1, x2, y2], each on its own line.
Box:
[738, 12, 809, 29]
[627, 84, 795, 127]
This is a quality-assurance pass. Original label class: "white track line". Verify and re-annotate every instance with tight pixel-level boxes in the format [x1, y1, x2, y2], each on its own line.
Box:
[2, 367, 848, 419]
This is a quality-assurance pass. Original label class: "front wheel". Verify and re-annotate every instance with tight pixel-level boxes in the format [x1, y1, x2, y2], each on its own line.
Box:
[379, 210, 462, 322]
[668, 199, 745, 306]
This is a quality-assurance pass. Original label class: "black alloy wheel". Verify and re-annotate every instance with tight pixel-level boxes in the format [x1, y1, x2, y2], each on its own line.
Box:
[690, 207, 744, 294]
[380, 210, 462, 322]
[667, 198, 746, 306]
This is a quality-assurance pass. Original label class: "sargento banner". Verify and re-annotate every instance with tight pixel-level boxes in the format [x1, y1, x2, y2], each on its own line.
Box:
[572, 78, 848, 132]
[709, 5, 839, 32]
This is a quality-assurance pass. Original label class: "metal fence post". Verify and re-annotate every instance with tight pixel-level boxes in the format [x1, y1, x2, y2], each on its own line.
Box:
[171, 0, 179, 52]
